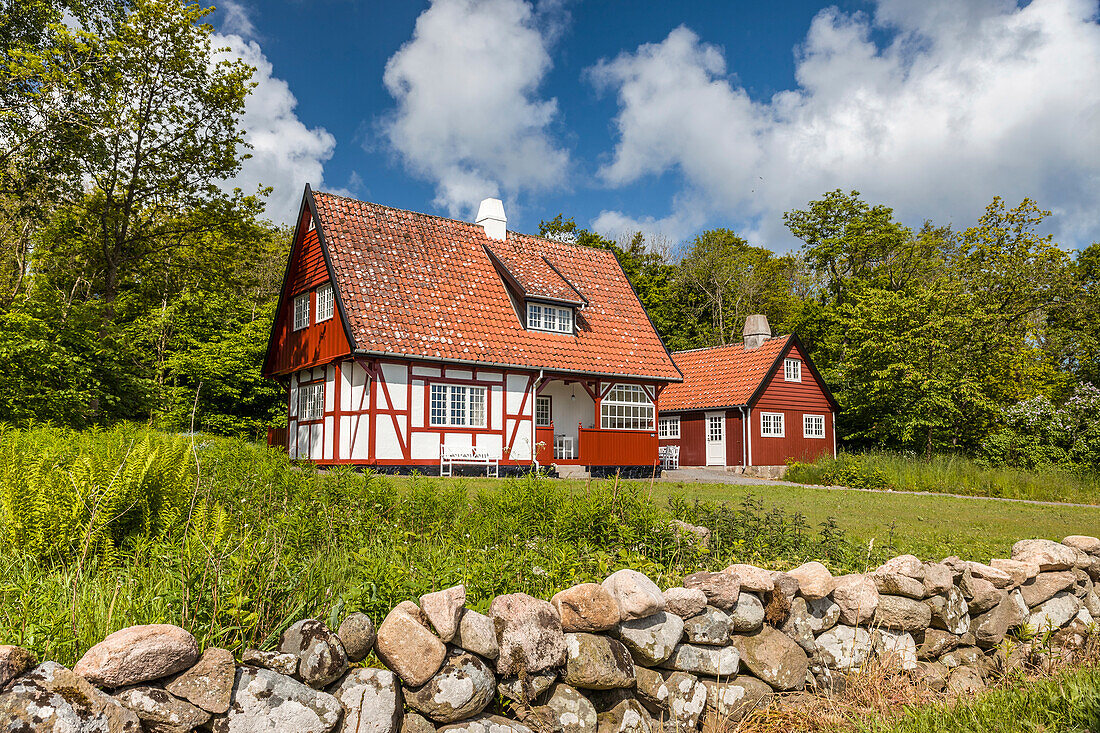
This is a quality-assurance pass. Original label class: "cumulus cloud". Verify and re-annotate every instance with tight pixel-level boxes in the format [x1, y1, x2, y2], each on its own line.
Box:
[589, 0, 1100, 248]
[380, 0, 569, 218]
[218, 0, 257, 39]
[214, 32, 336, 224]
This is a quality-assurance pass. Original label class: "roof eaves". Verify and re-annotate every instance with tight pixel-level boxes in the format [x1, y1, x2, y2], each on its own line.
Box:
[262, 184, 312, 377]
[308, 188, 358, 352]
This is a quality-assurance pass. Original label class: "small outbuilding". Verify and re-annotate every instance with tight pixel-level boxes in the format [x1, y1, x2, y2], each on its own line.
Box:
[658, 315, 838, 469]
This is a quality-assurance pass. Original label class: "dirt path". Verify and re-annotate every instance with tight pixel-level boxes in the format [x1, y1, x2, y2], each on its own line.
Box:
[659, 466, 1100, 509]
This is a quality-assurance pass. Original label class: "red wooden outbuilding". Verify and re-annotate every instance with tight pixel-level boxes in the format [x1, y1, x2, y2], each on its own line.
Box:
[658, 316, 839, 468]
[261, 186, 683, 476]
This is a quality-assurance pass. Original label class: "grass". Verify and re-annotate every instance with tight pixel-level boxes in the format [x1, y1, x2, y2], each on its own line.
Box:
[867, 665, 1100, 733]
[785, 451, 1100, 505]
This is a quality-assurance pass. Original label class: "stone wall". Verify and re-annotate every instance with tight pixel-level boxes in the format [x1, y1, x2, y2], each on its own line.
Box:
[2, 535, 1099, 733]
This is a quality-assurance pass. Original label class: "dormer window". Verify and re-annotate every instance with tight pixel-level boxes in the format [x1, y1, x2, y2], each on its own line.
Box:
[527, 302, 573, 334]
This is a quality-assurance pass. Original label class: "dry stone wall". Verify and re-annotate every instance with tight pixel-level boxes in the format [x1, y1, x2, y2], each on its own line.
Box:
[2, 535, 1099, 732]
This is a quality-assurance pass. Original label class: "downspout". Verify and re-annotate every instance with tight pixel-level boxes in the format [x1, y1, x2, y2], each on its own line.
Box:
[532, 369, 543, 471]
[744, 406, 753, 467]
[740, 406, 748, 468]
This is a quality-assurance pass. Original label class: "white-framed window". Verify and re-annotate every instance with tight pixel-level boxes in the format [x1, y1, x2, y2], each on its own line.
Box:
[527, 302, 573, 333]
[804, 414, 825, 438]
[658, 416, 680, 439]
[784, 358, 802, 382]
[429, 384, 487, 427]
[600, 384, 654, 430]
[536, 396, 552, 427]
[761, 412, 785, 437]
[707, 414, 724, 442]
[293, 293, 310, 331]
[315, 283, 334, 323]
[297, 381, 324, 421]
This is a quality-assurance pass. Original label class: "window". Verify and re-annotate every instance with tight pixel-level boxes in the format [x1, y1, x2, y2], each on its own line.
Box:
[298, 381, 324, 421]
[658, 416, 680, 439]
[600, 384, 654, 430]
[761, 412, 784, 437]
[527, 302, 574, 333]
[707, 415, 724, 442]
[293, 293, 310, 331]
[315, 283, 334, 323]
[784, 358, 802, 382]
[536, 396, 552, 427]
[804, 414, 825, 438]
[429, 384, 487, 427]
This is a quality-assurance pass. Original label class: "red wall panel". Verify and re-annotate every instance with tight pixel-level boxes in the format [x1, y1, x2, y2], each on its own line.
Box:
[749, 340, 835, 465]
[266, 228, 352, 376]
[724, 408, 744, 467]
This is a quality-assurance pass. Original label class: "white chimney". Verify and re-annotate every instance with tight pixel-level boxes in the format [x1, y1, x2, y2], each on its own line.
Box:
[743, 314, 771, 350]
[476, 198, 507, 241]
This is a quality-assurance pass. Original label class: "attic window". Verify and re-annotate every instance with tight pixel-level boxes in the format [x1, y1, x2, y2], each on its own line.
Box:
[784, 358, 802, 382]
[293, 293, 310, 331]
[527, 302, 573, 333]
[316, 283, 334, 323]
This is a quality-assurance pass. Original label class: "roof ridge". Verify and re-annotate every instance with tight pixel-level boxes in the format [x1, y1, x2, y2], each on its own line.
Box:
[672, 335, 791, 356]
[313, 189, 617, 257]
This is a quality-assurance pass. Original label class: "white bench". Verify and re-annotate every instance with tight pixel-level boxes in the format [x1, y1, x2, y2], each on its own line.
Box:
[659, 444, 680, 470]
[440, 445, 500, 477]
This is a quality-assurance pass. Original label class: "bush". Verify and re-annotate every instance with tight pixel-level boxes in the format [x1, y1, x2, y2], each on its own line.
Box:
[787, 454, 893, 492]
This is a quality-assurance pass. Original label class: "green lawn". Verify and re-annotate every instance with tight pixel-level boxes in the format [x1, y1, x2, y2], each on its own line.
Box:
[415, 475, 1100, 566]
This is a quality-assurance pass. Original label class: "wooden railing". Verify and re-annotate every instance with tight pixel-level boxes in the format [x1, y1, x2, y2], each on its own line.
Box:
[535, 425, 554, 465]
[578, 427, 658, 466]
[267, 426, 288, 451]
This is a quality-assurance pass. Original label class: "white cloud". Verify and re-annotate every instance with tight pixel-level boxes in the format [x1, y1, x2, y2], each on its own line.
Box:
[219, 0, 257, 40]
[214, 32, 336, 224]
[589, 0, 1100, 248]
[380, 0, 569, 218]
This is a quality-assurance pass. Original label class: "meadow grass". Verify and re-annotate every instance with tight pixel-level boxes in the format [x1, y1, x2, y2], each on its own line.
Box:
[863, 665, 1100, 733]
[785, 450, 1100, 505]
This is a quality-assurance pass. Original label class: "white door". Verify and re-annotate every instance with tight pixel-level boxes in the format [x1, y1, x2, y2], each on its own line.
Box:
[706, 412, 725, 466]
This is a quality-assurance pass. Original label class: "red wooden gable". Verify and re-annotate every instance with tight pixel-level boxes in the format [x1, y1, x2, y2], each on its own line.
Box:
[262, 199, 353, 377]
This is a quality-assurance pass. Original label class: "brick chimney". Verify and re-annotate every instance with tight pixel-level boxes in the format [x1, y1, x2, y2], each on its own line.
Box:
[743, 314, 771, 349]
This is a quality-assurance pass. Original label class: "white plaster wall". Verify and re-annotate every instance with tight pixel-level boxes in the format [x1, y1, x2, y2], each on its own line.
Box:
[506, 375, 529, 413]
[324, 416, 333, 459]
[490, 384, 503, 430]
[411, 431, 441, 460]
[412, 365, 441, 378]
[375, 414, 401, 459]
[540, 381, 596, 436]
[443, 432, 472, 450]
[476, 433, 503, 457]
[411, 379, 425, 429]
[289, 374, 298, 418]
[288, 418, 298, 458]
[325, 367, 335, 413]
[382, 363, 408, 410]
[446, 368, 473, 380]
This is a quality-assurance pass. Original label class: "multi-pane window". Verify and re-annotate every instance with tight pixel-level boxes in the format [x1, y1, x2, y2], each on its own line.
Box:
[707, 415, 724, 442]
[761, 412, 785, 437]
[527, 302, 573, 333]
[600, 384, 654, 430]
[315, 283, 334, 322]
[804, 414, 825, 438]
[297, 382, 324, 421]
[536, 396, 552, 427]
[784, 358, 802, 382]
[293, 293, 310, 331]
[429, 384, 487, 427]
[658, 416, 680, 439]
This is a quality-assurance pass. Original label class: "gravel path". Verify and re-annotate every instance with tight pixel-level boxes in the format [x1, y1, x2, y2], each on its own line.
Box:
[659, 467, 1100, 510]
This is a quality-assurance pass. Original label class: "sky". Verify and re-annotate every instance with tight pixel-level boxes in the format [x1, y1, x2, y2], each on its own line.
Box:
[211, 0, 1100, 252]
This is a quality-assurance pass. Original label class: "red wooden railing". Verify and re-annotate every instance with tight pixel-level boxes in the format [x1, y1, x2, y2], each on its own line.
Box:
[535, 425, 554, 465]
[578, 427, 658, 466]
[267, 426, 288, 451]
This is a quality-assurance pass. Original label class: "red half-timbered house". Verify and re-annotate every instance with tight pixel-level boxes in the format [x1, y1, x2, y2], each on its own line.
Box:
[658, 316, 839, 468]
[262, 186, 682, 475]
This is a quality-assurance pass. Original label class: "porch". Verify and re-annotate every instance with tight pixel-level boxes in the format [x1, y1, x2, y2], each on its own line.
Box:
[533, 376, 660, 470]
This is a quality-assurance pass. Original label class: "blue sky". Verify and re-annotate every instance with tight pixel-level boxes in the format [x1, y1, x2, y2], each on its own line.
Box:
[213, 0, 1100, 251]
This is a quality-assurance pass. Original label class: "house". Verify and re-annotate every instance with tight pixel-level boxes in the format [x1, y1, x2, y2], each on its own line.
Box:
[261, 185, 682, 476]
[658, 315, 838, 469]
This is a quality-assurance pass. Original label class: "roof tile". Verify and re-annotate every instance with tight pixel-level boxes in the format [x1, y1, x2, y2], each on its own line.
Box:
[661, 337, 792, 411]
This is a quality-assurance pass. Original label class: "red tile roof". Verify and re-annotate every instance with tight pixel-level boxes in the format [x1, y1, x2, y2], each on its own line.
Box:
[311, 190, 681, 381]
[660, 337, 792, 411]
[485, 240, 585, 305]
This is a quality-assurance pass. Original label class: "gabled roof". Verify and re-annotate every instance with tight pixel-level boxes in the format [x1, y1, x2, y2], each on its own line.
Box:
[660, 336, 837, 412]
[304, 188, 681, 381]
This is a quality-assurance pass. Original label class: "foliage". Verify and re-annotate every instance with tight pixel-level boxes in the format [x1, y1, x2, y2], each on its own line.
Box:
[786, 450, 1100, 505]
[0, 425, 876, 665]
[981, 383, 1100, 470]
